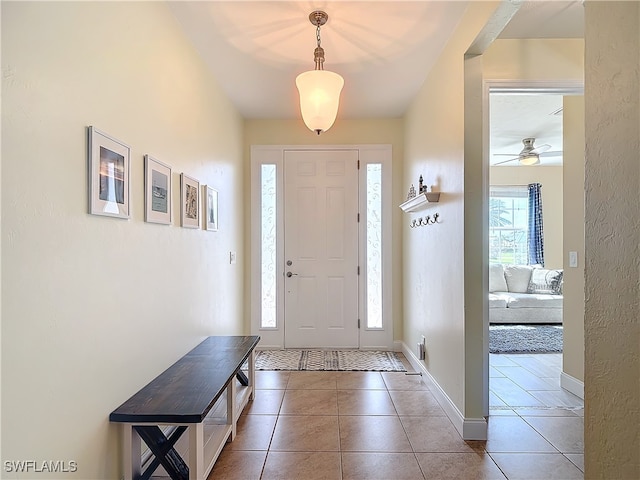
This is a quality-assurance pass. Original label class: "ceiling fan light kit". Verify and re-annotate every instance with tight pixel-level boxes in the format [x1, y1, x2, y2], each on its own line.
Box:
[295, 11, 344, 135]
[519, 153, 540, 166]
[493, 137, 559, 166]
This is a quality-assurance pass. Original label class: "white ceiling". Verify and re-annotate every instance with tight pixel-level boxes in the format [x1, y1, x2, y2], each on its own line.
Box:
[169, 1, 583, 162]
[169, 1, 469, 119]
[490, 94, 564, 166]
[499, 0, 584, 39]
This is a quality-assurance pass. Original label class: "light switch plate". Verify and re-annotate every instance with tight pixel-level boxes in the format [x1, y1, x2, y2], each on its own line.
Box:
[230, 251, 237, 265]
[569, 251, 578, 268]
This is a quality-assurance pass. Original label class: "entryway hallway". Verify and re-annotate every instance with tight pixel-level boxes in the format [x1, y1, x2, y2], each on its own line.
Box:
[208, 356, 583, 479]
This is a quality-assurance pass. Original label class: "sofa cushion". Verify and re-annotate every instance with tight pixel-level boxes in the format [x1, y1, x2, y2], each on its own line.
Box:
[528, 268, 564, 295]
[489, 264, 508, 292]
[504, 292, 563, 309]
[489, 293, 509, 309]
[504, 265, 534, 293]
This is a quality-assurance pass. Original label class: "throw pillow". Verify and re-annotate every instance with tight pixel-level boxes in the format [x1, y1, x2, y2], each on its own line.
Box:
[528, 268, 564, 295]
[504, 265, 534, 293]
[550, 270, 564, 295]
[489, 264, 508, 292]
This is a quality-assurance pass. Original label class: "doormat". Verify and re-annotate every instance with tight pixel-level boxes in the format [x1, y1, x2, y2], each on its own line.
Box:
[490, 324, 563, 354]
[255, 350, 407, 372]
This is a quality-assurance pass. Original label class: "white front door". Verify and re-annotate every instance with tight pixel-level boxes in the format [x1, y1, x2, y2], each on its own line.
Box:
[283, 150, 359, 348]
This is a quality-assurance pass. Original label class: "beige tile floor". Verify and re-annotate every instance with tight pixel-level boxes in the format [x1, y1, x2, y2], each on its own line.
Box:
[208, 353, 584, 479]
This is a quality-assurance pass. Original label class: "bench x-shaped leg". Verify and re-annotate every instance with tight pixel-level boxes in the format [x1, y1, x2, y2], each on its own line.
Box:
[236, 370, 249, 386]
[134, 425, 189, 480]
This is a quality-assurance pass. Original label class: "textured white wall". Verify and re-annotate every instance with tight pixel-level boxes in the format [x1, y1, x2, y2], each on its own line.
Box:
[2, 3, 244, 478]
[584, 2, 640, 478]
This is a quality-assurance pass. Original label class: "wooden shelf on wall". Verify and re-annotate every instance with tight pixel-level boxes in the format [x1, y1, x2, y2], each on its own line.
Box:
[399, 192, 440, 213]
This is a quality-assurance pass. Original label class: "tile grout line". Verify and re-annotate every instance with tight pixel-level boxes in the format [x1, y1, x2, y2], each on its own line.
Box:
[257, 373, 288, 480]
[337, 379, 344, 480]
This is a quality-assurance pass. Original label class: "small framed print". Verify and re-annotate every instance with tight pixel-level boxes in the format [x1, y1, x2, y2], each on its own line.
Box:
[144, 155, 172, 225]
[180, 173, 200, 228]
[203, 185, 218, 232]
[88, 126, 130, 218]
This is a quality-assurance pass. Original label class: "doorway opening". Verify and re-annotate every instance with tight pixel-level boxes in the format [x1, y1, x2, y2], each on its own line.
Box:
[486, 86, 583, 414]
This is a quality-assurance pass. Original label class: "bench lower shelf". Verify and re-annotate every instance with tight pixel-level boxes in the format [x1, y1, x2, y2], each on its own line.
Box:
[121, 363, 256, 480]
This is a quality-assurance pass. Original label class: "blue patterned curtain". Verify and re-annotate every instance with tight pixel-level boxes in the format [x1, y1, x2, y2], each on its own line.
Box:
[528, 183, 544, 266]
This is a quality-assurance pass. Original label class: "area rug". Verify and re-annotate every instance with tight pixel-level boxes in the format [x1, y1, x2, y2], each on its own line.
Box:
[490, 324, 563, 354]
[255, 350, 406, 372]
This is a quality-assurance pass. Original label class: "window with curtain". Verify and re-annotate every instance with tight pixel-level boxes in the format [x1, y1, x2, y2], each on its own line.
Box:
[489, 184, 544, 266]
[489, 185, 529, 265]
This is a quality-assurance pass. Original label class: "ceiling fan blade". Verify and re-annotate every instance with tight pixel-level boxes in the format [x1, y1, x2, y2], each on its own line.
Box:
[530, 144, 551, 154]
[493, 157, 520, 165]
[539, 150, 563, 157]
[494, 153, 521, 156]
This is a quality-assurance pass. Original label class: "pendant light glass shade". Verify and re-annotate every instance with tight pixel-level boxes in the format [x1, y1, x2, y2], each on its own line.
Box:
[296, 69, 344, 135]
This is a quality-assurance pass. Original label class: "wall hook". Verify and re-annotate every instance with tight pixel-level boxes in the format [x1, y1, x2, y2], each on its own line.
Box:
[411, 213, 440, 229]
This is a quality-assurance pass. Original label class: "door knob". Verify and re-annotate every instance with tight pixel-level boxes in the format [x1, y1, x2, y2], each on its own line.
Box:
[286, 271, 298, 278]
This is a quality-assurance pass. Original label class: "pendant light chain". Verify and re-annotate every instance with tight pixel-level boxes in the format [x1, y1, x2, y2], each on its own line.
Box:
[314, 20, 325, 71]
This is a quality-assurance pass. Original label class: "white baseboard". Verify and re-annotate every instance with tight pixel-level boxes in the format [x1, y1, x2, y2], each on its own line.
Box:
[400, 342, 487, 441]
[560, 371, 584, 399]
[256, 345, 283, 350]
[257, 345, 397, 351]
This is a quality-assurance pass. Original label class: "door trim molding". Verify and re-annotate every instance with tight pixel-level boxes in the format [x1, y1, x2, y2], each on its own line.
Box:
[250, 145, 393, 350]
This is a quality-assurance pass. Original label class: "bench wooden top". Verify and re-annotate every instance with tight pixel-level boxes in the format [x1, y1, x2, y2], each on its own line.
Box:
[109, 336, 260, 424]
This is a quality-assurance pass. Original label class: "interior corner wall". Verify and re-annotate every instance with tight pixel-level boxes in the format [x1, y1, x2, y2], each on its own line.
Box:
[584, 2, 640, 478]
[489, 166, 564, 269]
[403, 2, 500, 419]
[1, 3, 244, 478]
[242, 118, 405, 341]
[562, 96, 585, 386]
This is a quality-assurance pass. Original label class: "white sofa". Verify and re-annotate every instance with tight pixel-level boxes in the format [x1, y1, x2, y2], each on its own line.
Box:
[489, 264, 563, 324]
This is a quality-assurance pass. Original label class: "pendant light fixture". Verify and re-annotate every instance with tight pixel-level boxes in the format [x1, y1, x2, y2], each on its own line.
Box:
[295, 11, 344, 135]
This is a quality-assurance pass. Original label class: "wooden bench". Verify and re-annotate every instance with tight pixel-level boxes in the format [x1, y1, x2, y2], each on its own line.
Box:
[109, 335, 260, 480]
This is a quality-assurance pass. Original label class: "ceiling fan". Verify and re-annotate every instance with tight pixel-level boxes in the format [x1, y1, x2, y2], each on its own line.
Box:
[493, 137, 562, 166]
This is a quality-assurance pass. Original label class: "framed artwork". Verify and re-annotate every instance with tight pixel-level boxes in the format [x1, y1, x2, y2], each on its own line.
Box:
[180, 173, 200, 228]
[203, 185, 219, 232]
[88, 126, 130, 218]
[144, 155, 172, 225]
